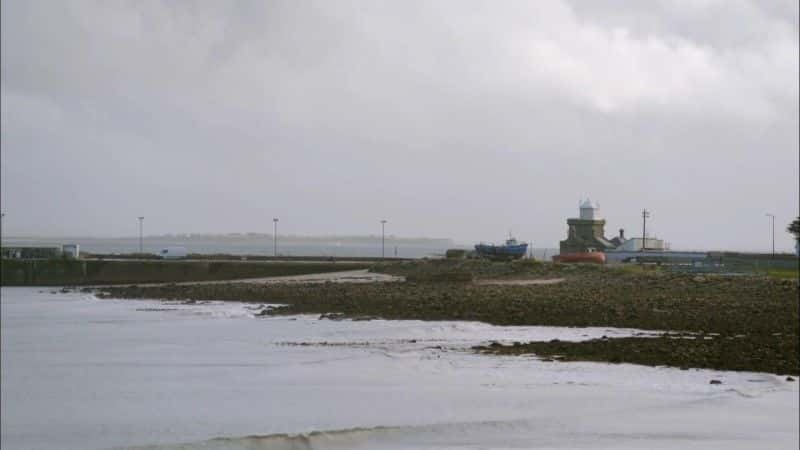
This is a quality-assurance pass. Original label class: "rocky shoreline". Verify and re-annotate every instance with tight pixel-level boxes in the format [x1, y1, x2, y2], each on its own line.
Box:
[473, 334, 797, 376]
[96, 260, 799, 375]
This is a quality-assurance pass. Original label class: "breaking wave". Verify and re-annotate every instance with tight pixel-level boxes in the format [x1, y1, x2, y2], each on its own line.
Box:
[117, 419, 535, 450]
[114, 415, 725, 450]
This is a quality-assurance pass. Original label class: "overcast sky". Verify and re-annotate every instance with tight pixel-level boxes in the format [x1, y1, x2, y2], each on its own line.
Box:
[1, 0, 798, 251]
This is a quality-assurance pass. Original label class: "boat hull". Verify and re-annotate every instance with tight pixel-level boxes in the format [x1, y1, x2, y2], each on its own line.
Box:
[474, 243, 528, 260]
[553, 252, 606, 264]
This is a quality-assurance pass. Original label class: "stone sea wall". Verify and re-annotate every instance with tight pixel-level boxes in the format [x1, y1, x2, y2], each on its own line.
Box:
[0, 259, 368, 286]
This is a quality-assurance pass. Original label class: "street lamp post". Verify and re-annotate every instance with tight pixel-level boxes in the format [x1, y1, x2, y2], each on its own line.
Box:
[273, 218, 279, 257]
[381, 220, 387, 259]
[137, 216, 144, 253]
[766, 213, 775, 260]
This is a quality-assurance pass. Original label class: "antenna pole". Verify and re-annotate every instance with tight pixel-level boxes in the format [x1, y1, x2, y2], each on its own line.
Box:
[380, 220, 387, 259]
[138, 216, 144, 253]
[273, 218, 279, 256]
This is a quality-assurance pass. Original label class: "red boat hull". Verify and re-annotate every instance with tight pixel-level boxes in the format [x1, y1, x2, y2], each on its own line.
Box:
[553, 252, 606, 264]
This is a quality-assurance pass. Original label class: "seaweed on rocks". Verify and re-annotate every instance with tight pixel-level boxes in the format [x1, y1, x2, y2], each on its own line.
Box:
[474, 334, 799, 375]
[98, 261, 799, 374]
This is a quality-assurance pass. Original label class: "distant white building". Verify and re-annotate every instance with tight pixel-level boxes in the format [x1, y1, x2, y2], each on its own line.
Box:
[62, 244, 80, 259]
[559, 198, 690, 260]
[616, 237, 668, 252]
[1, 246, 62, 259]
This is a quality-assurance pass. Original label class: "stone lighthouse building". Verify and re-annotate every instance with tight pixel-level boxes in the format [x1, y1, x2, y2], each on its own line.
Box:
[559, 199, 616, 254]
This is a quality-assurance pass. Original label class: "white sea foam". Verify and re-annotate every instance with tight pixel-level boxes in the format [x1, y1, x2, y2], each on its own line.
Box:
[2, 287, 797, 450]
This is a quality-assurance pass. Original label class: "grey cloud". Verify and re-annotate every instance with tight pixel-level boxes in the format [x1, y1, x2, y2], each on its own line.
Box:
[1, 0, 797, 251]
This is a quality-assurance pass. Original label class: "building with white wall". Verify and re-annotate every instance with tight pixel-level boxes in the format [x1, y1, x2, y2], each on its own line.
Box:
[559, 198, 675, 256]
[616, 237, 668, 252]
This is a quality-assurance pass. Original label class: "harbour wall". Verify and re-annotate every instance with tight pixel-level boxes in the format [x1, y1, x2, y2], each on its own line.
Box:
[0, 259, 370, 286]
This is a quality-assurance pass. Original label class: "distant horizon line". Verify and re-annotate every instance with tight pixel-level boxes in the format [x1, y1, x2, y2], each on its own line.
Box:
[0, 234, 795, 254]
[0, 232, 454, 242]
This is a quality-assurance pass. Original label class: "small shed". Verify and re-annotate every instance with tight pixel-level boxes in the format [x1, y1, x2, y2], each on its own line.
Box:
[62, 244, 80, 259]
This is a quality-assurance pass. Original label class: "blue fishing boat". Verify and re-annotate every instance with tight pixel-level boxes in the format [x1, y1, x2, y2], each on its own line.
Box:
[474, 236, 529, 260]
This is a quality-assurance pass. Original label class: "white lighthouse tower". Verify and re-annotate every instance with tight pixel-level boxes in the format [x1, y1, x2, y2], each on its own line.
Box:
[579, 199, 601, 220]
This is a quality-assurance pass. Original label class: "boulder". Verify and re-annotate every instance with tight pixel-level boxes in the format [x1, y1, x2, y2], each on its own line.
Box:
[351, 316, 379, 321]
[319, 312, 346, 321]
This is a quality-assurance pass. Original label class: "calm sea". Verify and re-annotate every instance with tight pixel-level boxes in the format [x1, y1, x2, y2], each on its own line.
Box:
[2, 288, 796, 450]
[1, 236, 559, 260]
